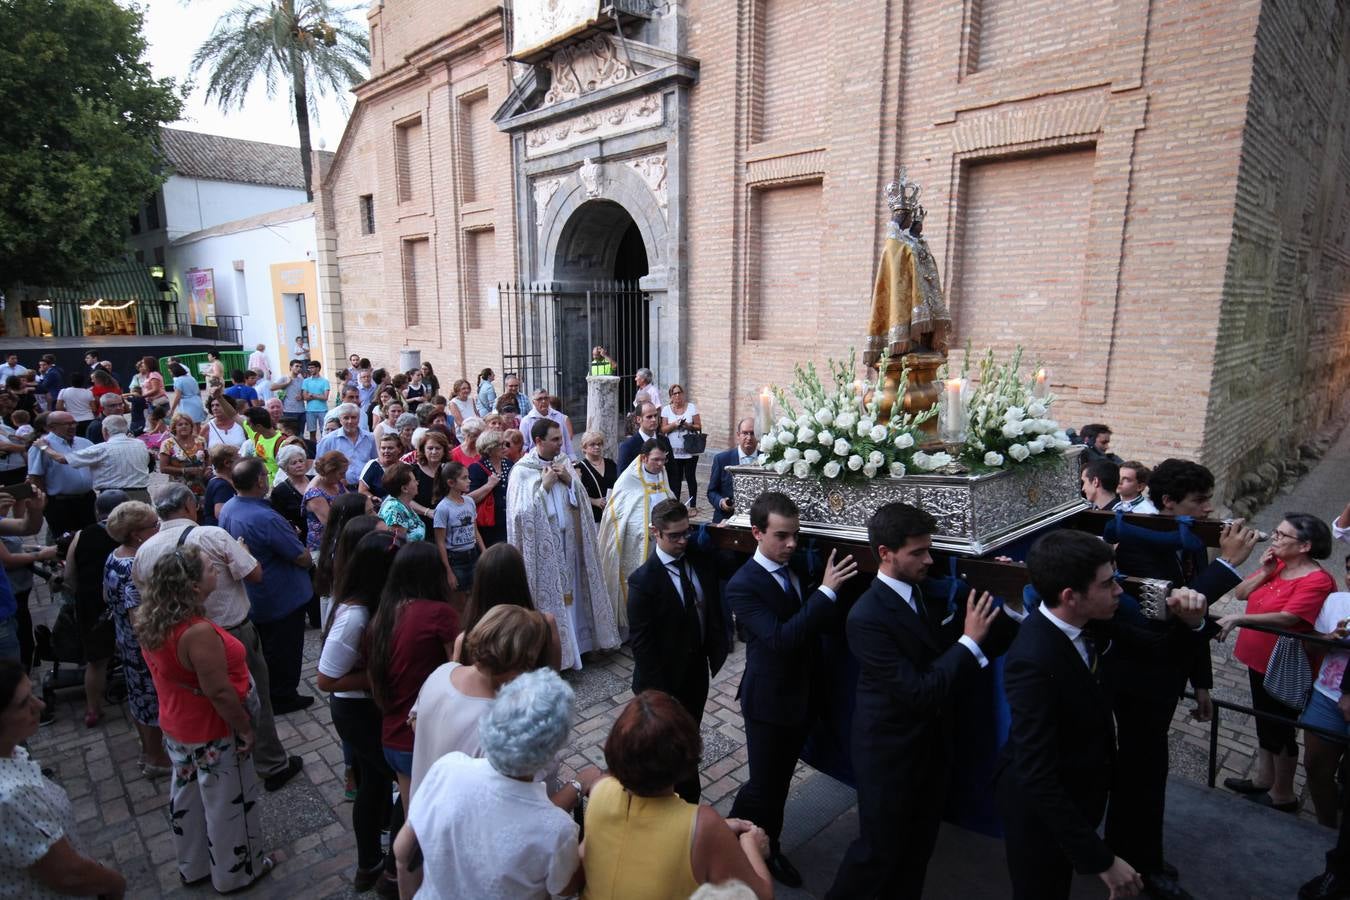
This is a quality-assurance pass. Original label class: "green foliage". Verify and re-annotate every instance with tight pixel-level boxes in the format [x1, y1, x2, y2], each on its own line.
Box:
[0, 0, 183, 287]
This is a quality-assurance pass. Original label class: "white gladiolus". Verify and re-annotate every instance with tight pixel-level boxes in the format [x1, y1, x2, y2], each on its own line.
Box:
[1027, 400, 1047, 418]
[1001, 422, 1023, 440]
[984, 451, 1005, 467]
[793, 460, 812, 479]
[804, 448, 822, 464]
[847, 454, 864, 471]
[889, 461, 907, 477]
[823, 460, 842, 478]
[1004, 406, 1026, 422]
[869, 424, 888, 442]
[1008, 443, 1030, 462]
[759, 434, 777, 453]
[818, 429, 834, 446]
[868, 450, 885, 467]
[797, 427, 816, 444]
[894, 432, 915, 450]
[778, 429, 796, 445]
[1027, 438, 1045, 455]
[815, 408, 834, 426]
[773, 460, 792, 475]
[862, 463, 878, 478]
[782, 447, 801, 463]
[833, 438, 851, 457]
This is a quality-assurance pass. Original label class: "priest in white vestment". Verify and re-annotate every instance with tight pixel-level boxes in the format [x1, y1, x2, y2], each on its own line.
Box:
[597, 438, 675, 634]
[506, 418, 620, 670]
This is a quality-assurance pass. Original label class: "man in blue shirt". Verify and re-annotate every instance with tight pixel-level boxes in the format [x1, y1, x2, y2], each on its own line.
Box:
[26, 412, 95, 540]
[0, 488, 51, 662]
[218, 458, 315, 713]
[317, 403, 377, 489]
[301, 360, 330, 441]
[224, 369, 260, 408]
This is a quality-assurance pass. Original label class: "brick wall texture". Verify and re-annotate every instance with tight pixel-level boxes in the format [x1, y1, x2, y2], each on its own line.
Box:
[317, 0, 1350, 503]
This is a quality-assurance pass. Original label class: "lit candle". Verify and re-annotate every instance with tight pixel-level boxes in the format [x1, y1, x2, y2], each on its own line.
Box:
[1033, 368, 1048, 399]
[758, 388, 773, 436]
[942, 377, 965, 442]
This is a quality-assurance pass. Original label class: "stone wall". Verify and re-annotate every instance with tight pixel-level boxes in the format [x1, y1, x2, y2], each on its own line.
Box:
[1206, 0, 1350, 508]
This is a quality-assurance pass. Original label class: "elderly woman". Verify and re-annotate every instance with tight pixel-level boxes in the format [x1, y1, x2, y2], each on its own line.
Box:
[269, 444, 310, 537]
[467, 429, 510, 547]
[103, 501, 171, 776]
[160, 413, 209, 497]
[396, 669, 585, 900]
[136, 545, 275, 891]
[303, 450, 350, 552]
[407, 604, 552, 799]
[452, 416, 485, 467]
[582, 691, 773, 900]
[1218, 512, 1336, 812]
[0, 660, 129, 897]
[394, 412, 419, 454]
[598, 438, 674, 632]
[448, 379, 476, 431]
[379, 462, 428, 541]
[576, 429, 618, 524]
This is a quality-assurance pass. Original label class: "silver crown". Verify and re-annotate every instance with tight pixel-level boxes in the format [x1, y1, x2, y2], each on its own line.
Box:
[883, 168, 922, 214]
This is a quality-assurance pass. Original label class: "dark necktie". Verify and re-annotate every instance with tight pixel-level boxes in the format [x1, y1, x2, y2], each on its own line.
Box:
[775, 565, 800, 607]
[672, 557, 703, 642]
[1082, 631, 1100, 675]
[910, 583, 929, 624]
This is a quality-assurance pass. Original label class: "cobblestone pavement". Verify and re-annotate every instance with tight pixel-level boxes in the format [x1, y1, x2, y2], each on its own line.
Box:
[24, 435, 1350, 897]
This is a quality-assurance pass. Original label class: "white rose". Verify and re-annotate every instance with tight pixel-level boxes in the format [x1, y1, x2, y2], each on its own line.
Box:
[912, 451, 931, 469]
[833, 438, 851, 457]
[803, 448, 822, 464]
[797, 427, 815, 444]
[1027, 400, 1047, 418]
[1053, 429, 1069, 442]
[782, 447, 801, 463]
[792, 460, 811, 479]
[823, 460, 841, 479]
[815, 408, 834, 426]
[869, 424, 888, 443]
[858, 417, 875, 433]
[778, 416, 794, 430]
[818, 429, 834, 446]
[835, 412, 856, 431]
[756, 453, 768, 466]
[983, 451, 1005, 467]
[928, 451, 953, 468]
[796, 413, 812, 428]
[856, 421, 870, 437]
[1001, 421, 1023, 440]
[868, 450, 885, 467]
[1027, 438, 1045, 455]
[894, 432, 915, 450]
[759, 434, 777, 453]
[1004, 406, 1026, 422]
[778, 429, 796, 445]
[862, 463, 878, 478]
[847, 454, 864, 471]
[1008, 442, 1030, 462]
[773, 460, 792, 475]
[889, 461, 907, 477]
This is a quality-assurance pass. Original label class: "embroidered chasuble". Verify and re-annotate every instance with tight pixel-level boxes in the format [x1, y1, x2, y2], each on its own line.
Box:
[597, 457, 676, 633]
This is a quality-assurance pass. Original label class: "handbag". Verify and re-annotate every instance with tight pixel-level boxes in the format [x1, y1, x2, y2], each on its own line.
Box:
[1264, 634, 1313, 709]
[472, 463, 496, 527]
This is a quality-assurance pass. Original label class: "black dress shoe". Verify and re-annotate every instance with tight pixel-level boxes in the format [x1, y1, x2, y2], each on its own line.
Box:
[271, 694, 315, 714]
[1301, 871, 1350, 900]
[263, 756, 304, 792]
[1142, 871, 1194, 900]
[766, 851, 803, 888]
[1161, 860, 1179, 879]
[1223, 776, 1270, 794]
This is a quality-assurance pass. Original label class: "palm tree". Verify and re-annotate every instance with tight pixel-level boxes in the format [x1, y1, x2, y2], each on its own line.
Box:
[191, 0, 368, 200]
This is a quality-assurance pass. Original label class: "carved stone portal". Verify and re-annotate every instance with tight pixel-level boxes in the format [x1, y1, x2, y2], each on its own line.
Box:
[578, 158, 604, 198]
[543, 34, 638, 107]
[625, 154, 668, 213]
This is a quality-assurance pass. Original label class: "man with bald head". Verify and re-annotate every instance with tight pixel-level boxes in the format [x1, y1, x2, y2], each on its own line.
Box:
[708, 417, 759, 525]
[27, 411, 96, 538]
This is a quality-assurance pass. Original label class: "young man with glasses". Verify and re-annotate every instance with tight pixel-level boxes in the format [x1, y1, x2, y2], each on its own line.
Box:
[624, 498, 728, 803]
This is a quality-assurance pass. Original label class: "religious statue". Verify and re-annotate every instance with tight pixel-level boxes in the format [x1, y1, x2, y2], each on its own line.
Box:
[865, 170, 952, 432]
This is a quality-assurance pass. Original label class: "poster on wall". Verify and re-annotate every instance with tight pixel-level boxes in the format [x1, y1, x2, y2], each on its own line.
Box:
[186, 268, 216, 324]
[512, 0, 603, 59]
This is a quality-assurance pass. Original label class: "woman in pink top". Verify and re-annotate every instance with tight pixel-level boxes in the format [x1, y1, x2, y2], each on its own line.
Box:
[136, 545, 275, 891]
[1217, 513, 1336, 812]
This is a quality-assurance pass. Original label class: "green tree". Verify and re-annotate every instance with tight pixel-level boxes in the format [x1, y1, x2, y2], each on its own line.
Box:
[191, 0, 369, 202]
[0, 0, 183, 290]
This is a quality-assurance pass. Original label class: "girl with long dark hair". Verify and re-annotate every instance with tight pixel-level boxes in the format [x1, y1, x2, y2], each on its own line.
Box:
[454, 543, 562, 670]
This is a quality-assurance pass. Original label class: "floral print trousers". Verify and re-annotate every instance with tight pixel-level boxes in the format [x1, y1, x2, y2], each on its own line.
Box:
[164, 733, 265, 892]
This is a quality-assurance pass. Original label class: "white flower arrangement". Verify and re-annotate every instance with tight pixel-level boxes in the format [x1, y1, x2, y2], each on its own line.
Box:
[756, 349, 934, 481]
[953, 345, 1069, 471]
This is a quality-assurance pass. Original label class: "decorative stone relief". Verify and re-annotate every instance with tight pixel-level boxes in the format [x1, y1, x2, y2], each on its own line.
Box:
[524, 92, 662, 158]
[532, 177, 562, 235]
[578, 158, 604, 198]
[543, 34, 637, 107]
[626, 153, 668, 213]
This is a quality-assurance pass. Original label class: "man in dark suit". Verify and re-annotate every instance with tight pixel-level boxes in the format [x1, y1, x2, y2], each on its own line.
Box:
[1109, 459, 1257, 900]
[616, 402, 671, 473]
[707, 417, 759, 524]
[998, 529, 1210, 900]
[626, 498, 729, 803]
[726, 491, 858, 887]
[826, 502, 1021, 900]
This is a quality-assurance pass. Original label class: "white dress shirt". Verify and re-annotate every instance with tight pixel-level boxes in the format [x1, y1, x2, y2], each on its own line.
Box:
[874, 571, 988, 668]
[1038, 603, 1093, 669]
[752, 547, 836, 602]
[1117, 495, 1159, 514]
[655, 545, 705, 630]
[60, 433, 151, 490]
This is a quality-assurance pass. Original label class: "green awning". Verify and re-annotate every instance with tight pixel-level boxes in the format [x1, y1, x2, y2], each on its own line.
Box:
[38, 259, 163, 303]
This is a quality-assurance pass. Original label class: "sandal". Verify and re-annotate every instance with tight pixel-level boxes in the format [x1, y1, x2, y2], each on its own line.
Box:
[141, 760, 173, 778]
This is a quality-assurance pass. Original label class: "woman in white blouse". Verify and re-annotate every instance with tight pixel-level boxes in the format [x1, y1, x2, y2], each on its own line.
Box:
[55, 371, 97, 438]
[0, 660, 128, 898]
[201, 395, 246, 451]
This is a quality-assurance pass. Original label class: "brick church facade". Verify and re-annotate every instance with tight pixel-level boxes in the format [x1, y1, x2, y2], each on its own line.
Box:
[313, 0, 1350, 505]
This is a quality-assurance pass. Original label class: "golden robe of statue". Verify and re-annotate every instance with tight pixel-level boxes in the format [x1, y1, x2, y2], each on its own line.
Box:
[864, 220, 951, 368]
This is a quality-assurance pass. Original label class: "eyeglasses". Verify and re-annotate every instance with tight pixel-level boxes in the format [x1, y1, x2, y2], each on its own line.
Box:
[737, 429, 756, 437]
[659, 528, 691, 541]
[1271, 529, 1304, 543]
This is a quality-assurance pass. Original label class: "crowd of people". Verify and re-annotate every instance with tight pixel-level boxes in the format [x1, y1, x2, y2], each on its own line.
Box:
[3, 347, 1350, 900]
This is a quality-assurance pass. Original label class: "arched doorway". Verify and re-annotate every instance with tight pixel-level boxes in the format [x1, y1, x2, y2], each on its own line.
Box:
[550, 200, 651, 423]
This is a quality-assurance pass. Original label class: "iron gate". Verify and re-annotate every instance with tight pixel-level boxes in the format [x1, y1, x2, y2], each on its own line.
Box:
[497, 280, 651, 431]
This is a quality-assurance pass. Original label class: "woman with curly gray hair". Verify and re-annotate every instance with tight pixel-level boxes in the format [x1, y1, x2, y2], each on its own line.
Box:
[136, 545, 275, 891]
[395, 668, 590, 899]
